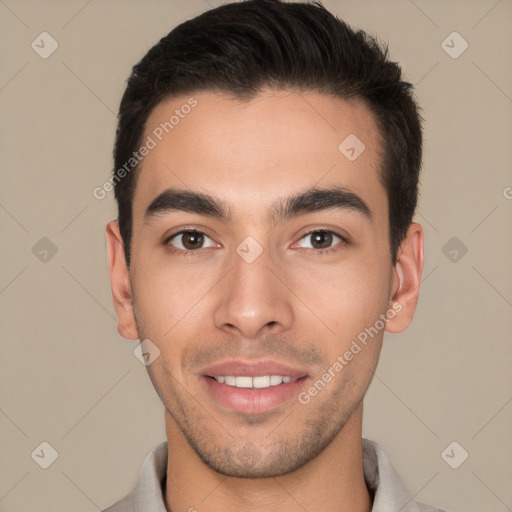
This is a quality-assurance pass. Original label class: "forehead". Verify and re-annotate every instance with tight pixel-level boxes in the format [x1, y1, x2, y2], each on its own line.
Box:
[133, 89, 386, 224]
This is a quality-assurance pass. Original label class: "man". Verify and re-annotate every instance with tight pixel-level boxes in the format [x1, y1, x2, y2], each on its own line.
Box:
[104, 0, 446, 510]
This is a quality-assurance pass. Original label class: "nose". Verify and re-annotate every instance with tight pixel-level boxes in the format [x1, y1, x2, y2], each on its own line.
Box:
[213, 248, 294, 339]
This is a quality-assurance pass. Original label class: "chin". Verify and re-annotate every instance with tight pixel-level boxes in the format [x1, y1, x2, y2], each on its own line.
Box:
[190, 431, 334, 479]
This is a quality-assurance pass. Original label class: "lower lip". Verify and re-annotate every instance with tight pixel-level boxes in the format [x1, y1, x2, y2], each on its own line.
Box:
[202, 376, 307, 415]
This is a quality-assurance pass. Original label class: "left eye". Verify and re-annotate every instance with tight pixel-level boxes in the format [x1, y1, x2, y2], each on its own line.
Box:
[296, 230, 344, 250]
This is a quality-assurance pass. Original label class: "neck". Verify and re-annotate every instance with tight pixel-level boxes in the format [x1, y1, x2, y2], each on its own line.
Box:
[164, 403, 372, 512]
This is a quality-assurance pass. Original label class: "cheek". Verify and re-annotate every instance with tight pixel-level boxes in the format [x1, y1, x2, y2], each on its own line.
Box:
[130, 256, 213, 342]
[292, 255, 391, 344]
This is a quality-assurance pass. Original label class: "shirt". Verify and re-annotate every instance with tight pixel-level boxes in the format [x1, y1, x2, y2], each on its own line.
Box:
[102, 438, 448, 512]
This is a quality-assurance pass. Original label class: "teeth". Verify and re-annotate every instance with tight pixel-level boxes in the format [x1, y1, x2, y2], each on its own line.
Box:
[253, 376, 270, 388]
[225, 376, 236, 386]
[235, 376, 253, 388]
[213, 375, 295, 389]
[270, 375, 283, 386]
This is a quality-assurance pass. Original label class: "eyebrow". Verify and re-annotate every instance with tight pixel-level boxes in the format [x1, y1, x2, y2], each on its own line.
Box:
[144, 186, 374, 225]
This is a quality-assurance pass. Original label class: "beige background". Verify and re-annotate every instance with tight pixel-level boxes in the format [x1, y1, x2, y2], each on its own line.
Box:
[1, 1, 511, 511]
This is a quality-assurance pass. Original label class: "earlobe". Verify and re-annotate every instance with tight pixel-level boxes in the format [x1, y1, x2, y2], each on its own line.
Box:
[385, 223, 424, 334]
[106, 220, 139, 340]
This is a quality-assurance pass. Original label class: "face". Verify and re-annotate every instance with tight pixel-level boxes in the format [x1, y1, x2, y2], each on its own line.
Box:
[107, 89, 422, 478]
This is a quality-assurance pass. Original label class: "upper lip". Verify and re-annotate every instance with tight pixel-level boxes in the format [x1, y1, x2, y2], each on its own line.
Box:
[200, 359, 308, 379]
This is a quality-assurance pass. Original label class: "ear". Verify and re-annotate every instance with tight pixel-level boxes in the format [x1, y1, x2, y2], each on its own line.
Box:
[385, 222, 424, 333]
[106, 220, 139, 340]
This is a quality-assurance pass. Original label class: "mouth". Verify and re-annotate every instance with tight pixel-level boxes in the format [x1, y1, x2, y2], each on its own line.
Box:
[200, 360, 309, 415]
[208, 375, 296, 388]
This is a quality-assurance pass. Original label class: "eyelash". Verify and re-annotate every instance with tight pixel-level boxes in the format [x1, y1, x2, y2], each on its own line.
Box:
[164, 228, 348, 257]
[299, 229, 348, 255]
[164, 229, 213, 257]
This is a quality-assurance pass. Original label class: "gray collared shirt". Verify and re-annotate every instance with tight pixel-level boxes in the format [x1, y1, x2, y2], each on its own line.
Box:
[103, 438, 448, 512]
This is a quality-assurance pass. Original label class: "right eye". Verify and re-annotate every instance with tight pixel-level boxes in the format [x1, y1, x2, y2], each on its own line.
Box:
[165, 230, 218, 253]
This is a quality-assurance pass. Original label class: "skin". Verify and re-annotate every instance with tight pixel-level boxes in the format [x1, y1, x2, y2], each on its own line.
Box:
[106, 89, 424, 512]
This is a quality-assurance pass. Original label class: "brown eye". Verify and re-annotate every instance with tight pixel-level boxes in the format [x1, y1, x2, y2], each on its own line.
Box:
[310, 231, 333, 249]
[167, 230, 217, 252]
[296, 230, 345, 252]
[181, 231, 204, 250]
